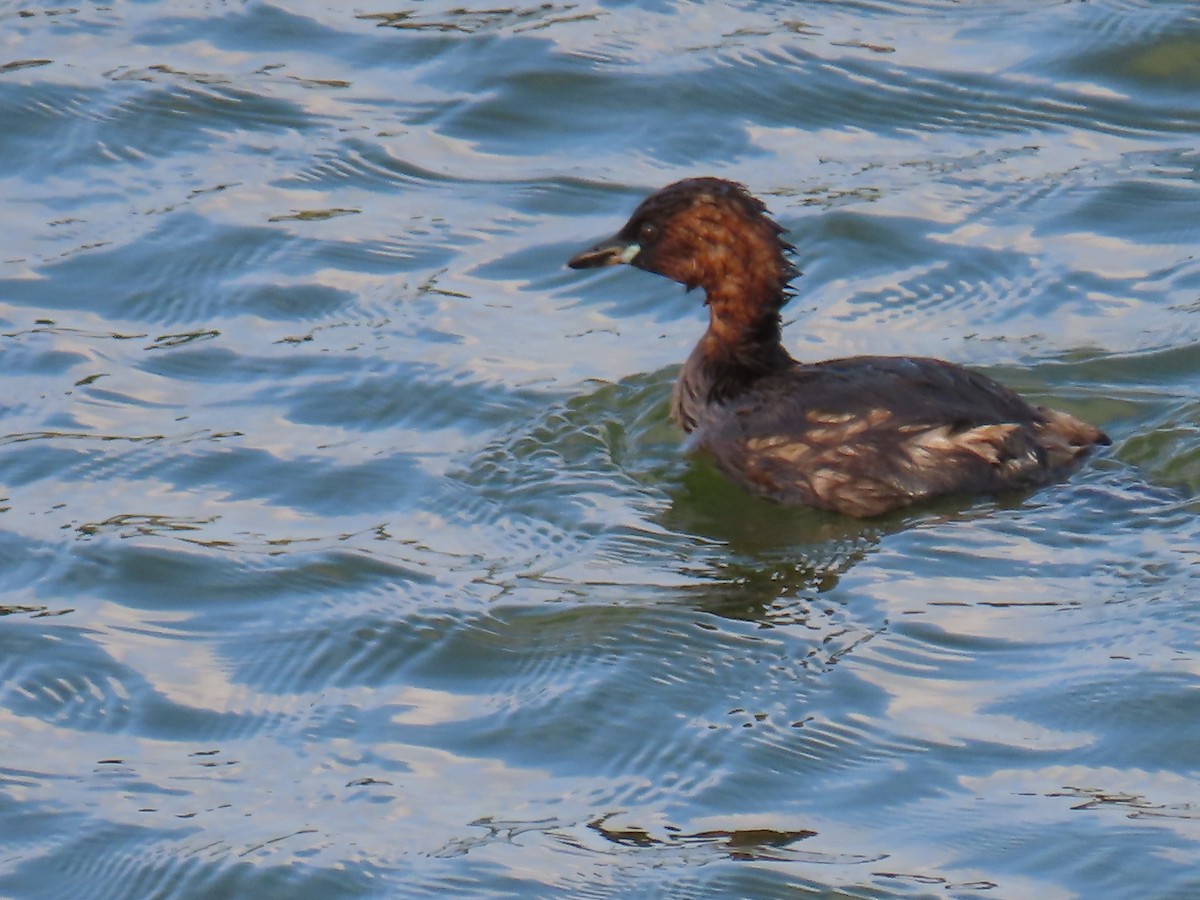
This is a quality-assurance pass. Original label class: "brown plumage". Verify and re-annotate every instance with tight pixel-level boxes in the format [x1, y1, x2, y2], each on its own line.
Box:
[567, 177, 1109, 517]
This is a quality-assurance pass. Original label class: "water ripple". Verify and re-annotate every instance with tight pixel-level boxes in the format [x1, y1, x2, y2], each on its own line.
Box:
[4, 0, 1200, 897]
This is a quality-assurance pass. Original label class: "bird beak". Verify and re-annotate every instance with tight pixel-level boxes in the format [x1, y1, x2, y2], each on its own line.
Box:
[567, 235, 641, 269]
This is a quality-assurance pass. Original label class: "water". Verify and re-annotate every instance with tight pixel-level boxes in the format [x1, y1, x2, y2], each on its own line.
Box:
[2, 1, 1199, 897]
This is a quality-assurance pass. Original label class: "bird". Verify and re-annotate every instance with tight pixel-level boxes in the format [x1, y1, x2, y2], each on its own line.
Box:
[567, 177, 1109, 517]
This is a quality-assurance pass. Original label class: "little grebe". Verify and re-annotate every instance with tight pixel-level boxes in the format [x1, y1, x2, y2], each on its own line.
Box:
[567, 177, 1110, 517]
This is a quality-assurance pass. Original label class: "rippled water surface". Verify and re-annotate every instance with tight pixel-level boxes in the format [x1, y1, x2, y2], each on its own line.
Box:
[3, 1, 1200, 897]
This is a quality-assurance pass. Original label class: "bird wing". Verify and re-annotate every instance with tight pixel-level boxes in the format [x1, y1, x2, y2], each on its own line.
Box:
[691, 357, 1096, 516]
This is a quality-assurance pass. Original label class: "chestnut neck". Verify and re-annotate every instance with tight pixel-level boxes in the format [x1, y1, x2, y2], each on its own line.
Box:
[665, 287, 793, 439]
[696, 264, 796, 383]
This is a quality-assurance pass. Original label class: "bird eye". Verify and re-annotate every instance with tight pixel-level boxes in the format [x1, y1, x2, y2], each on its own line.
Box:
[638, 221, 658, 243]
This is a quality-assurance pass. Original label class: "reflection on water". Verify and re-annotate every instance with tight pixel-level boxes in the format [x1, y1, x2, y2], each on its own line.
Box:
[2, 1, 1200, 897]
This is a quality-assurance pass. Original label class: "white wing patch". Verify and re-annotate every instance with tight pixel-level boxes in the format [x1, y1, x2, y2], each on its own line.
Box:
[904, 422, 1024, 467]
